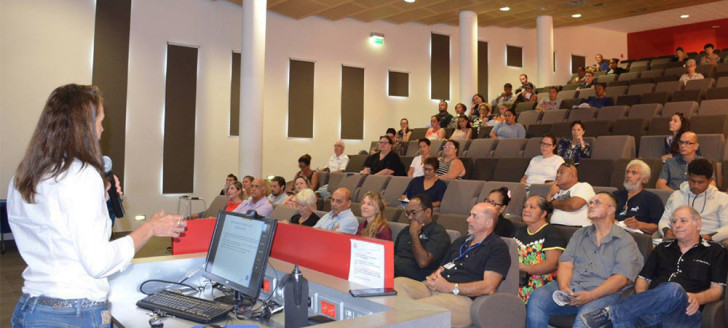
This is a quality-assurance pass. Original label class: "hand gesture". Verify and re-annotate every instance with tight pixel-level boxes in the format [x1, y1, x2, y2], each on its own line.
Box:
[147, 211, 186, 238]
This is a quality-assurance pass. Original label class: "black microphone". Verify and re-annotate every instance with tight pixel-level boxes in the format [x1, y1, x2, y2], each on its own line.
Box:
[103, 156, 125, 218]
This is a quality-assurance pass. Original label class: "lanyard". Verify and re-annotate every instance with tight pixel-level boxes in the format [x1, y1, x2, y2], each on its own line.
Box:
[456, 239, 483, 262]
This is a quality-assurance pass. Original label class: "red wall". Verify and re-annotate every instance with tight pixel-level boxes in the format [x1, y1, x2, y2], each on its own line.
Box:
[628, 18, 728, 59]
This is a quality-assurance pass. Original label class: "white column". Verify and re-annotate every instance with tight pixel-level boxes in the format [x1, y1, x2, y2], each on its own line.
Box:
[536, 15, 554, 88]
[459, 11, 477, 104]
[239, 0, 266, 178]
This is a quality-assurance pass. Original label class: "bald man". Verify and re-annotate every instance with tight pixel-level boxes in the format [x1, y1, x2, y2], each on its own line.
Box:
[657, 131, 712, 191]
[322, 141, 349, 173]
[394, 202, 511, 327]
[313, 187, 358, 234]
[233, 178, 273, 217]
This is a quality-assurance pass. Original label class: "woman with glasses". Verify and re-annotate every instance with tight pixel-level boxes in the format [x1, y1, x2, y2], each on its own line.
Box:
[361, 135, 406, 176]
[490, 107, 525, 139]
[425, 115, 446, 140]
[521, 134, 565, 186]
[401, 157, 447, 208]
[662, 112, 690, 163]
[437, 140, 466, 180]
[556, 121, 591, 165]
[513, 195, 566, 303]
[357, 192, 392, 240]
[484, 187, 516, 237]
[289, 189, 320, 227]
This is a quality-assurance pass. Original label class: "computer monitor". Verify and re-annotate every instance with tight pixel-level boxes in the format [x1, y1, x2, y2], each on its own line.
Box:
[202, 210, 277, 304]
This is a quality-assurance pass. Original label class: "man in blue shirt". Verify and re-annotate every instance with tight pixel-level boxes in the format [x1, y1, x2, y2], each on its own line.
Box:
[585, 83, 614, 109]
[313, 187, 358, 234]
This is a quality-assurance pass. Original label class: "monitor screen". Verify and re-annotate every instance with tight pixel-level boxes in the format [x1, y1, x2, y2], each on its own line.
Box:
[202, 210, 277, 302]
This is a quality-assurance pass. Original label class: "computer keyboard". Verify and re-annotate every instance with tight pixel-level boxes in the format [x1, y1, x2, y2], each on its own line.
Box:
[136, 290, 233, 323]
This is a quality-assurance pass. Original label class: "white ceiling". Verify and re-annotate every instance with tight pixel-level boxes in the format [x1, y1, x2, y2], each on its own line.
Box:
[585, 0, 728, 33]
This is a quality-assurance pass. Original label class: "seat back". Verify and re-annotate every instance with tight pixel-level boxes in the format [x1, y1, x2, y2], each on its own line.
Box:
[469, 158, 499, 181]
[541, 109, 569, 124]
[498, 237, 519, 294]
[685, 78, 715, 91]
[327, 172, 347, 192]
[479, 182, 527, 220]
[640, 69, 664, 79]
[381, 176, 412, 206]
[692, 115, 728, 135]
[627, 83, 655, 95]
[345, 154, 369, 173]
[663, 66, 687, 78]
[465, 138, 498, 159]
[439, 180, 485, 215]
[492, 158, 531, 182]
[517, 110, 541, 125]
[698, 99, 728, 116]
[645, 188, 674, 207]
[597, 74, 617, 83]
[577, 159, 614, 187]
[409, 128, 428, 140]
[671, 89, 703, 102]
[705, 87, 728, 100]
[578, 88, 596, 99]
[655, 81, 682, 93]
[514, 101, 536, 113]
[616, 95, 641, 106]
[202, 195, 229, 218]
[605, 86, 628, 99]
[647, 117, 671, 135]
[662, 101, 698, 118]
[270, 205, 298, 222]
[405, 140, 420, 157]
[696, 134, 725, 163]
[557, 90, 578, 100]
[437, 213, 469, 236]
[638, 135, 667, 160]
[591, 135, 636, 159]
[522, 137, 543, 158]
[618, 71, 640, 82]
[354, 175, 391, 202]
[568, 107, 598, 122]
[493, 138, 528, 158]
[641, 92, 670, 105]
[597, 106, 628, 121]
[627, 103, 662, 119]
[337, 174, 366, 197]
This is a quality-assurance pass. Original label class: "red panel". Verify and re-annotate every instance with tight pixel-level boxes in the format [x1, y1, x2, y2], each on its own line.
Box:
[171, 218, 216, 254]
[627, 18, 728, 59]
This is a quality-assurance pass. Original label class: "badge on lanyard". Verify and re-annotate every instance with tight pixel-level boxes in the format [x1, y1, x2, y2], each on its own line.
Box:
[443, 262, 455, 270]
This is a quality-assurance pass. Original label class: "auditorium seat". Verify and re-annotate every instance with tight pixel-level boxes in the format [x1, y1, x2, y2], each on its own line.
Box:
[610, 158, 662, 189]
[627, 83, 655, 95]
[655, 80, 682, 93]
[717, 76, 728, 88]
[436, 213, 469, 236]
[353, 175, 391, 202]
[369, 141, 379, 153]
[627, 103, 662, 119]
[514, 101, 536, 114]
[561, 83, 579, 91]
[696, 134, 726, 163]
[559, 98, 582, 109]
[640, 92, 671, 105]
[458, 140, 472, 157]
[611, 118, 648, 149]
[605, 85, 628, 99]
[596, 74, 617, 83]
[646, 188, 673, 207]
[704, 87, 728, 100]
[696, 64, 716, 78]
[577, 159, 614, 187]
[662, 101, 698, 118]
[381, 176, 412, 207]
[629, 77, 654, 85]
[697, 99, 728, 116]
[526, 123, 551, 138]
[608, 80, 630, 87]
[647, 117, 670, 135]
[409, 128, 427, 140]
[400, 156, 414, 170]
[549, 122, 572, 139]
[649, 58, 671, 67]
[522, 137, 543, 158]
[464, 138, 498, 159]
[469, 158, 499, 181]
[382, 207, 403, 222]
[333, 174, 365, 206]
[345, 154, 368, 172]
[618, 61, 630, 70]
[405, 140, 420, 156]
[577, 88, 595, 100]
[477, 126, 493, 139]
[318, 172, 329, 187]
[671, 89, 703, 102]
[568, 107, 597, 122]
[517, 110, 541, 125]
[326, 172, 346, 193]
[479, 181, 527, 221]
[638, 135, 666, 160]
[493, 139, 528, 158]
[691, 115, 728, 135]
[493, 158, 531, 182]
[640, 68, 664, 80]
[429, 140, 445, 156]
[616, 95, 641, 106]
[718, 63, 728, 74]
[270, 205, 298, 222]
[593, 186, 618, 194]
[592, 135, 636, 159]
[528, 183, 551, 198]
[438, 180, 484, 215]
[664, 66, 687, 78]
[582, 120, 612, 137]
[629, 60, 649, 71]
[557, 89, 579, 100]
[617, 71, 640, 82]
[597, 106, 628, 120]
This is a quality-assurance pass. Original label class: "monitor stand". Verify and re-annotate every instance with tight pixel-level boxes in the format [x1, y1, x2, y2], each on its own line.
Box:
[215, 291, 256, 317]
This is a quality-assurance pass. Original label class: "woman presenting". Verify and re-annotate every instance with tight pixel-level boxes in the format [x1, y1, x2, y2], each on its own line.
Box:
[7, 84, 184, 327]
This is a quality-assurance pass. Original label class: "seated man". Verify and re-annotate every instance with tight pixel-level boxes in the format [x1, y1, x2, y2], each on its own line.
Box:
[577, 72, 595, 90]
[323, 140, 349, 172]
[435, 100, 453, 128]
[233, 178, 273, 217]
[659, 158, 728, 246]
[657, 131, 712, 191]
[491, 83, 515, 107]
[612, 160, 664, 234]
[515, 74, 533, 94]
[267, 176, 287, 206]
[584, 83, 614, 109]
[313, 187, 358, 234]
[535, 86, 561, 112]
[605, 58, 627, 75]
[394, 202, 511, 328]
[581, 206, 727, 328]
[220, 173, 237, 195]
[394, 194, 451, 281]
[527, 193, 644, 328]
[547, 163, 596, 227]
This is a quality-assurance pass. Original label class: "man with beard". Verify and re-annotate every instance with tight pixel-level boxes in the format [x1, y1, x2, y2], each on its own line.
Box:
[612, 160, 664, 234]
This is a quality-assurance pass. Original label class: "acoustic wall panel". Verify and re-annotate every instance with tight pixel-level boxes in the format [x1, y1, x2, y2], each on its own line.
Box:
[341, 66, 365, 140]
[431, 33, 450, 100]
[230, 52, 241, 136]
[288, 59, 315, 138]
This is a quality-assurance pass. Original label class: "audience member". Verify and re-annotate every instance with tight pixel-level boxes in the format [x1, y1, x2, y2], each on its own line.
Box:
[485, 187, 516, 238]
[527, 193, 643, 328]
[673, 47, 688, 63]
[661, 112, 689, 163]
[577, 72, 595, 90]
[679, 58, 704, 86]
[394, 194, 451, 281]
[569, 67, 586, 85]
[402, 157, 447, 207]
[490, 107, 525, 139]
[289, 189, 320, 227]
[397, 118, 412, 144]
[294, 154, 319, 191]
[449, 103, 468, 128]
[515, 74, 533, 94]
[323, 140, 349, 173]
[394, 202, 510, 328]
[535, 86, 561, 112]
[242, 175, 254, 197]
[425, 115, 446, 140]
[357, 191, 392, 241]
[521, 134, 565, 185]
[491, 83, 515, 107]
[657, 131, 706, 191]
[605, 58, 627, 75]
[469, 93, 486, 118]
[547, 163, 596, 227]
[220, 173, 238, 195]
[408, 138, 431, 178]
[449, 115, 472, 143]
[486, 103, 508, 127]
[282, 176, 311, 207]
[386, 127, 403, 156]
[585, 83, 614, 108]
[515, 195, 566, 304]
[223, 181, 245, 212]
[515, 83, 538, 104]
[313, 187, 358, 234]
[268, 176, 287, 206]
[233, 178, 273, 217]
[580, 206, 727, 328]
[594, 54, 609, 71]
[659, 159, 728, 245]
[437, 140, 466, 179]
[612, 160, 664, 234]
[557, 121, 592, 165]
[435, 100, 453, 128]
[700, 43, 720, 65]
[361, 136, 406, 176]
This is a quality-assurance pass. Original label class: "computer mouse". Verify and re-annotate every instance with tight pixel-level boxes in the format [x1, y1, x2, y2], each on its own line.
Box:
[148, 316, 163, 328]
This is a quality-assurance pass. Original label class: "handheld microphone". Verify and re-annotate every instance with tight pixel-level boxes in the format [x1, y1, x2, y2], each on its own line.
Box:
[103, 156, 125, 218]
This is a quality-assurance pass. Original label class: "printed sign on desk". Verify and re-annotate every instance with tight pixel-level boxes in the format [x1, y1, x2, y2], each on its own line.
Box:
[348, 239, 385, 288]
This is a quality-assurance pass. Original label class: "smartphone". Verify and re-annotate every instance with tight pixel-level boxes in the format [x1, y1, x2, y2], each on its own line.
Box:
[349, 288, 397, 297]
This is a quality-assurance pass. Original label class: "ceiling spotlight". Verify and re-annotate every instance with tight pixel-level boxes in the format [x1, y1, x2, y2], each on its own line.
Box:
[680, 14, 689, 18]
[500, 7, 510, 11]
[572, 13, 582, 18]
[404, 0, 415, 3]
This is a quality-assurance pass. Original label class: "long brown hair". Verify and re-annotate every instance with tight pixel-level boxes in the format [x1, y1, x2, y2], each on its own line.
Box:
[14, 84, 105, 203]
[360, 192, 389, 238]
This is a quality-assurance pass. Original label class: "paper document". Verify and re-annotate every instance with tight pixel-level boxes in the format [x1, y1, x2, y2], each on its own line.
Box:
[616, 220, 643, 234]
[348, 239, 385, 288]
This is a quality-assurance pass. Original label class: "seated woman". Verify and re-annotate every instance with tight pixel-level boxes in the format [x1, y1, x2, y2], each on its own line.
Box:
[408, 138, 431, 178]
[361, 136, 406, 176]
[188, 181, 244, 219]
[679, 58, 704, 86]
[425, 115, 446, 140]
[521, 134, 564, 185]
[484, 187, 516, 237]
[289, 189, 320, 227]
[662, 112, 689, 162]
[397, 118, 412, 156]
[437, 140, 466, 179]
[673, 47, 687, 63]
[469, 93, 486, 118]
[449, 115, 472, 143]
[449, 103, 469, 128]
[514, 83, 538, 104]
[490, 107, 525, 139]
[514, 195, 567, 303]
[556, 121, 591, 165]
[357, 191, 392, 240]
[294, 154, 319, 191]
[283, 176, 312, 207]
[401, 157, 447, 208]
[486, 103, 508, 127]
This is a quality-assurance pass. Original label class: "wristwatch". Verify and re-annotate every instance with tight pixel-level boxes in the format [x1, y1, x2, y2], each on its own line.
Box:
[452, 283, 460, 296]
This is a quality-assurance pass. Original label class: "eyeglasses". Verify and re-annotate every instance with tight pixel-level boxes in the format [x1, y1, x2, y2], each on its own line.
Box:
[405, 208, 424, 217]
[540, 142, 553, 147]
[485, 199, 504, 207]
[678, 140, 696, 146]
[443, 145, 455, 149]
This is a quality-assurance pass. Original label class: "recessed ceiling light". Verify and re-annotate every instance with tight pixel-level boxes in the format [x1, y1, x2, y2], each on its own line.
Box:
[404, 0, 415, 3]
[572, 13, 582, 18]
[680, 14, 689, 18]
[500, 7, 510, 11]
